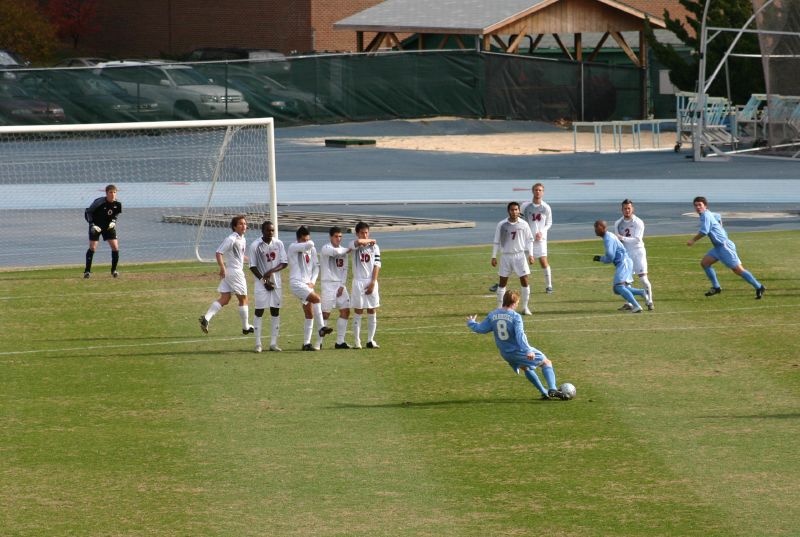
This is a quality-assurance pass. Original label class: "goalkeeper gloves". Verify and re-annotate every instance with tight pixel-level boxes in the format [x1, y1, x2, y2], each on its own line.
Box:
[91, 225, 102, 234]
[592, 255, 601, 262]
[107, 222, 116, 230]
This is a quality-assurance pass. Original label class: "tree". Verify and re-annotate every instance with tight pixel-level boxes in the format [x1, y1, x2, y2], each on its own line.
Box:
[646, 0, 765, 104]
[0, 0, 58, 63]
[47, 0, 100, 50]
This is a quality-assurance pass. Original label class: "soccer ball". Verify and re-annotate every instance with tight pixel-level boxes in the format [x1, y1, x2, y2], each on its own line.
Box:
[559, 382, 576, 400]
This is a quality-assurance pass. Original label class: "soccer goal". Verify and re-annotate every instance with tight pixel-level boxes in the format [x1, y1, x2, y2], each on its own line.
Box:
[0, 118, 277, 269]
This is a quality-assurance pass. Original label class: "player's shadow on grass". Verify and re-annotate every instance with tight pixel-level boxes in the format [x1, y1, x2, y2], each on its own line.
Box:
[330, 398, 542, 409]
[698, 412, 800, 420]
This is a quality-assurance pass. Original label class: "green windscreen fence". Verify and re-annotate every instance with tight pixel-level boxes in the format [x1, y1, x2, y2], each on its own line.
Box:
[0, 50, 644, 127]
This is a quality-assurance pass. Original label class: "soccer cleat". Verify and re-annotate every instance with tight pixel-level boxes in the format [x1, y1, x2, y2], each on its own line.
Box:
[111, 271, 119, 278]
[242, 326, 255, 335]
[269, 344, 282, 352]
[548, 388, 568, 400]
[353, 341, 363, 349]
[302, 343, 317, 351]
[198, 316, 209, 334]
[522, 307, 533, 315]
[540, 393, 551, 401]
[83, 271, 91, 279]
[545, 287, 553, 294]
[705, 287, 722, 297]
[647, 302, 654, 311]
[755, 285, 766, 299]
[255, 345, 262, 353]
[318, 326, 334, 338]
[366, 341, 380, 349]
[618, 303, 633, 311]
[630, 306, 643, 314]
[334, 342, 351, 349]
[489, 283, 499, 292]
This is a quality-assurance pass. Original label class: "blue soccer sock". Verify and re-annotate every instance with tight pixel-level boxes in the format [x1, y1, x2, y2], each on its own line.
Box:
[704, 266, 721, 288]
[541, 365, 557, 391]
[740, 270, 762, 289]
[523, 369, 547, 396]
[614, 284, 641, 309]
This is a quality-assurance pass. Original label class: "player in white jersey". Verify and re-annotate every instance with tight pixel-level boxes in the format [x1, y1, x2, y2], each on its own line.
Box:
[287, 226, 333, 351]
[520, 182, 554, 293]
[350, 221, 381, 349]
[199, 215, 254, 336]
[491, 202, 535, 314]
[613, 199, 654, 311]
[248, 221, 288, 353]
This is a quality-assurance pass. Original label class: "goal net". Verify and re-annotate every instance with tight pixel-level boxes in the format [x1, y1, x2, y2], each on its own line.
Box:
[753, 0, 800, 156]
[0, 118, 276, 270]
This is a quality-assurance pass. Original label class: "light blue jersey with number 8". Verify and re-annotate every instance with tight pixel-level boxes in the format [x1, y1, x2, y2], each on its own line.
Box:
[468, 307, 540, 362]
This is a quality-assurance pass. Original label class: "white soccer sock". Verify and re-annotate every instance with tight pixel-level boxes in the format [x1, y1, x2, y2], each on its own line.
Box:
[303, 318, 313, 345]
[238, 305, 250, 330]
[543, 266, 552, 289]
[312, 303, 325, 330]
[270, 315, 280, 345]
[337, 317, 348, 344]
[640, 275, 653, 302]
[521, 286, 531, 310]
[254, 315, 263, 346]
[367, 313, 377, 343]
[353, 314, 362, 345]
[496, 286, 506, 308]
[205, 300, 222, 321]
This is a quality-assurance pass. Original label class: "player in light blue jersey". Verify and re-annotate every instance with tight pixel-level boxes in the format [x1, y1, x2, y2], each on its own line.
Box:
[687, 196, 765, 299]
[467, 289, 567, 400]
[593, 220, 649, 313]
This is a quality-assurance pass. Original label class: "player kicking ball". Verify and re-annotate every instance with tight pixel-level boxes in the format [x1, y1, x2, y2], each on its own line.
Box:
[467, 289, 567, 400]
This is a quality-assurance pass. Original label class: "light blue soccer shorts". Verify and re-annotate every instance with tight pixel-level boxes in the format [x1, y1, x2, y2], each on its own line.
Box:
[502, 349, 546, 373]
[613, 257, 634, 285]
[707, 240, 741, 269]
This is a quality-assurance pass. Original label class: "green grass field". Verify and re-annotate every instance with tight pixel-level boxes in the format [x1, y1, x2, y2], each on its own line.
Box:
[2, 230, 799, 536]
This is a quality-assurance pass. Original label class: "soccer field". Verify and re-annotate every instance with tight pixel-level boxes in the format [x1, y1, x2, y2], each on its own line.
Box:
[1, 231, 799, 536]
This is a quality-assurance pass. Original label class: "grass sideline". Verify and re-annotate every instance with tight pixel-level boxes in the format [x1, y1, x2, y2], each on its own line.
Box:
[1, 231, 798, 536]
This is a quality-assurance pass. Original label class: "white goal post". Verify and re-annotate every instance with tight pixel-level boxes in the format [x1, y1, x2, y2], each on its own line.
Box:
[0, 118, 277, 268]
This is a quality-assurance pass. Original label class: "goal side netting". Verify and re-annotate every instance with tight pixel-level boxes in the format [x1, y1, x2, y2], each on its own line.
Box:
[0, 118, 277, 270]
[754, 0, 800, 156]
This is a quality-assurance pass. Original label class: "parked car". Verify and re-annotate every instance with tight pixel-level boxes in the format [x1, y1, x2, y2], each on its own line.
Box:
[55, 57, 109, 68]
[19, 69, 161, 123]
[0, 49, 28, 67]
[97, 60, 249, 119]
[0, 49, 29, 80]
[193, 63, 320, 121]
[0, 81, 66, 124]
[184, 48, 291, 80]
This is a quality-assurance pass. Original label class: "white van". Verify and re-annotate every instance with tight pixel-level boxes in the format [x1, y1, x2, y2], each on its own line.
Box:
[97, 61, 249, 119]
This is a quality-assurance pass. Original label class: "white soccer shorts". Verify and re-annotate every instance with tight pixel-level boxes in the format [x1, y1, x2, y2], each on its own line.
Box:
[352, 279, 380, 309]
[498, 252, 531, 278]
[289, 280, 315, 304]
[321, 281, 350, 312]
[531, 240, 548, 258]
[628, 250, 649, 275]
[253, 280, 282, 309]
[218, 269, 248, 296]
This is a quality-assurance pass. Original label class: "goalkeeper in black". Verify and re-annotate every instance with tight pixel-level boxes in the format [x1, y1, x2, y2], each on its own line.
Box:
[83, 184, 122, 278]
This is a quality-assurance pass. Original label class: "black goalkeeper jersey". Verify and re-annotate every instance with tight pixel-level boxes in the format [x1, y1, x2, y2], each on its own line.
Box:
[85, 197, 122, 228]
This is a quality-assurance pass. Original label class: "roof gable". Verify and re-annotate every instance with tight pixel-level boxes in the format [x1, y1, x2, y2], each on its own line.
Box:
[335, 0, 665, 34]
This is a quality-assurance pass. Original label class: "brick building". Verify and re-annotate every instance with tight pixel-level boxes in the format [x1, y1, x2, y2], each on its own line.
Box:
[80, 0, 688, 58]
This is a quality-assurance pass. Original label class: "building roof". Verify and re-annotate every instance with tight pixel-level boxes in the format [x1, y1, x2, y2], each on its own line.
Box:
[335, 0, 666, 35]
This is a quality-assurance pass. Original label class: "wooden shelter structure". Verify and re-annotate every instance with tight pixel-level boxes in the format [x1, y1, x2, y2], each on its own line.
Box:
[335, 0, 667, 69]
